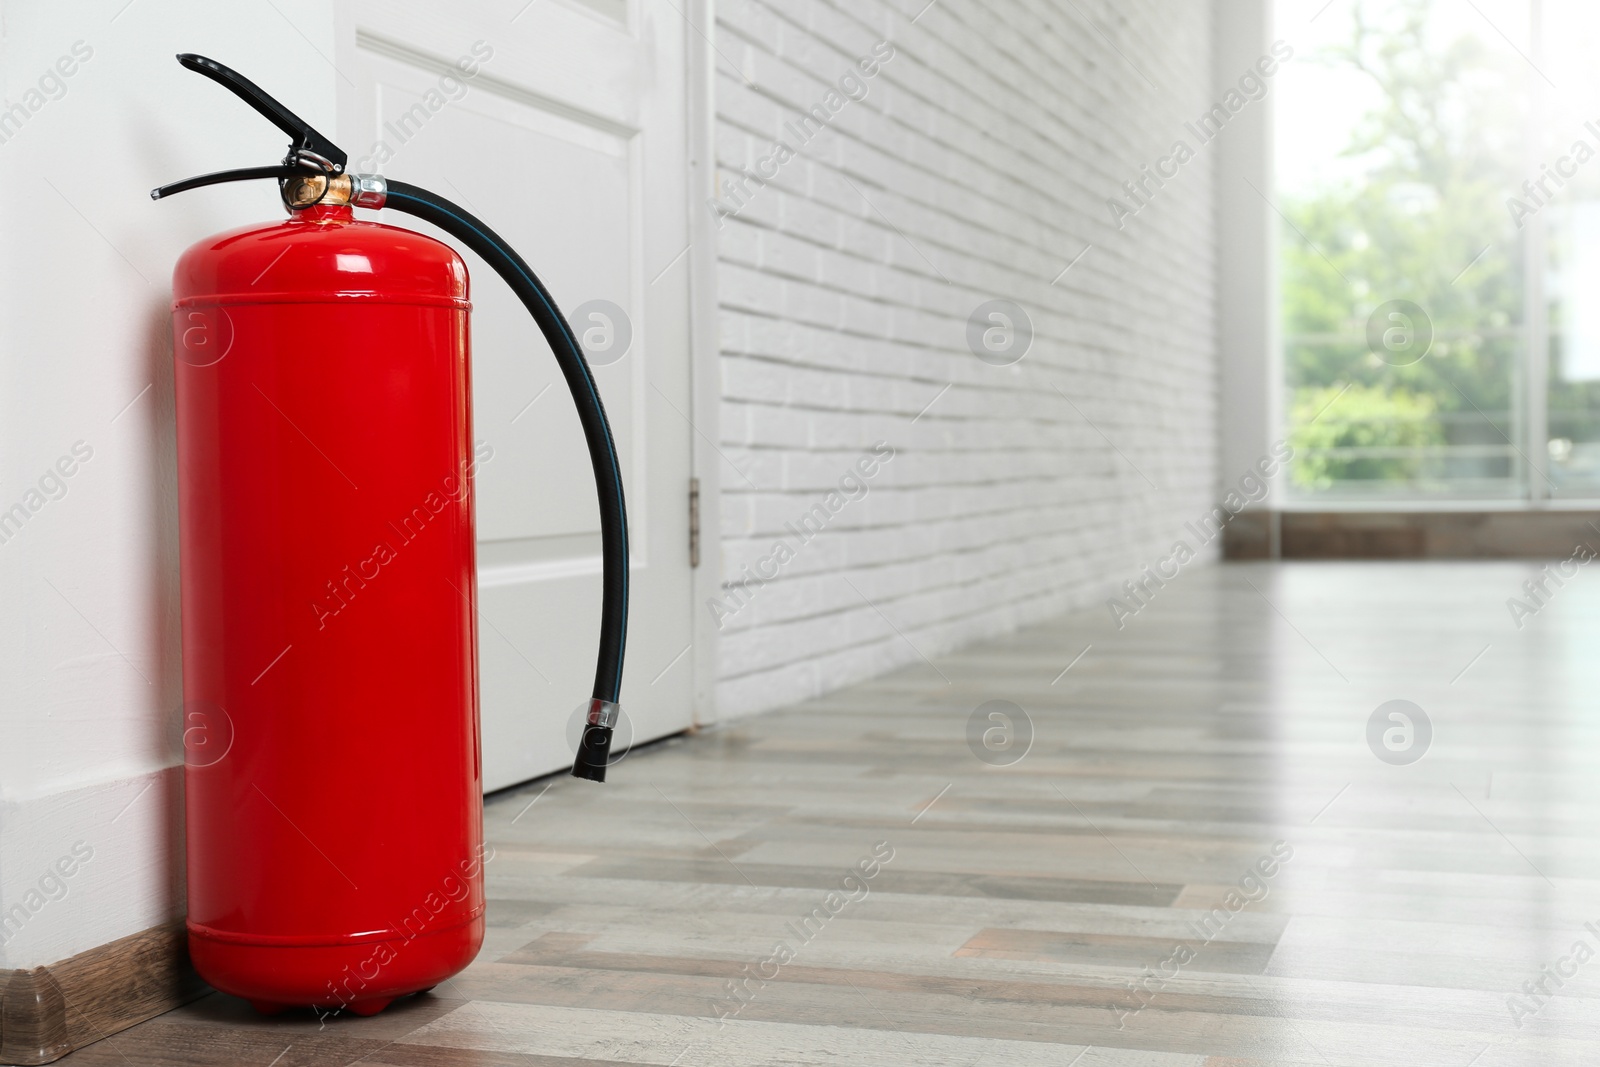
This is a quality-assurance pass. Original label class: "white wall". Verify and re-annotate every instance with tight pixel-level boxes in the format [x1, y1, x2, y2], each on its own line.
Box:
[0, 0, 336, 970]
[708, 0, 1221, 716]
[1214, 0, 1279, 523]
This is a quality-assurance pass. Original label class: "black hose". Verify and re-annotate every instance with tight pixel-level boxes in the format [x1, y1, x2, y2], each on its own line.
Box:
[383, 181, 627, 781]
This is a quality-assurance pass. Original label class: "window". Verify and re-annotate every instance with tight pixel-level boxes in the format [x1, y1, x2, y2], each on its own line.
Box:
[1275, 0, 1600, 503]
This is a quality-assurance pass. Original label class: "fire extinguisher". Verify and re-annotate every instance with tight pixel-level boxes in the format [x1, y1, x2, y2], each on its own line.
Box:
[153, 54, 627, 1016]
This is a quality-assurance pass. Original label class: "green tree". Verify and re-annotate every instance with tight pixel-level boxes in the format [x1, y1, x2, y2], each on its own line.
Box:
[1289, 383, 1445, 489]
[1281, 0, 1526, 492]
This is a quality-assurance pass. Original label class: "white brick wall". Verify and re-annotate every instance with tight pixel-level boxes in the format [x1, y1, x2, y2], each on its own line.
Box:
[709, 0, 1219, 717]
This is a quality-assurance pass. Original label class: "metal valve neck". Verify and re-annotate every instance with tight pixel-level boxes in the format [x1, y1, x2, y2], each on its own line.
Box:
[283, 173, 387, 212]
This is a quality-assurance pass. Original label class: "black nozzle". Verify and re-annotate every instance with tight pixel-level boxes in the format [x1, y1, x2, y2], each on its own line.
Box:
[571, 725, 614, 782]
[151, 163, 305, 201]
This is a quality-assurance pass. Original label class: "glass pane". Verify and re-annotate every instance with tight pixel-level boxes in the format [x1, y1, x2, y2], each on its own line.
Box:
[1276, 0, 1531, 501]
[1541, 0, 1600, 495]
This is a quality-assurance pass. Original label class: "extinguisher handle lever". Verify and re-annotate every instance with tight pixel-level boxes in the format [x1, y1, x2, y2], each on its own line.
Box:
[174, 53, 348, 173]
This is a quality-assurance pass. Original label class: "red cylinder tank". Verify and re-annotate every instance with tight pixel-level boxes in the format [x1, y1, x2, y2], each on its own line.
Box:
[172, 203, 485, 1016]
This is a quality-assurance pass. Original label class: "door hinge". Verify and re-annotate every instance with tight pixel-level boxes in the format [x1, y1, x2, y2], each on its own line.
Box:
[688, 477, 701, 569]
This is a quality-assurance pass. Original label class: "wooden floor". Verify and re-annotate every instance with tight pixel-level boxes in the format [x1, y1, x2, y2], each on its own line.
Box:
[58, 561, 1600, 1065]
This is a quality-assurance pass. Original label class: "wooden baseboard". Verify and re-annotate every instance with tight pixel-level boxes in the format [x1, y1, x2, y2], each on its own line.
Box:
[1223, 509, 1600, 559]
[0, 921, 208, 1065]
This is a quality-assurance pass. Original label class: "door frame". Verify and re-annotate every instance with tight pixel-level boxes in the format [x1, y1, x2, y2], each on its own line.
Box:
[684, 0, 722, 729]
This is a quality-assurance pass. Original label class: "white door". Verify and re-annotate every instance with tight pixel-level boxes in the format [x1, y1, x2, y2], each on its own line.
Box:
[335, 0, 698, 790]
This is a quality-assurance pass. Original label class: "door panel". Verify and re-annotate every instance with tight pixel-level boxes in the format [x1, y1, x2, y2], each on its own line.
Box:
[337, 2, 695, 790]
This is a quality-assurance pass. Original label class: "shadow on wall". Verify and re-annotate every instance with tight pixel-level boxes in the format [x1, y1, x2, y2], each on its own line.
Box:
[144, 293, 187, 914]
